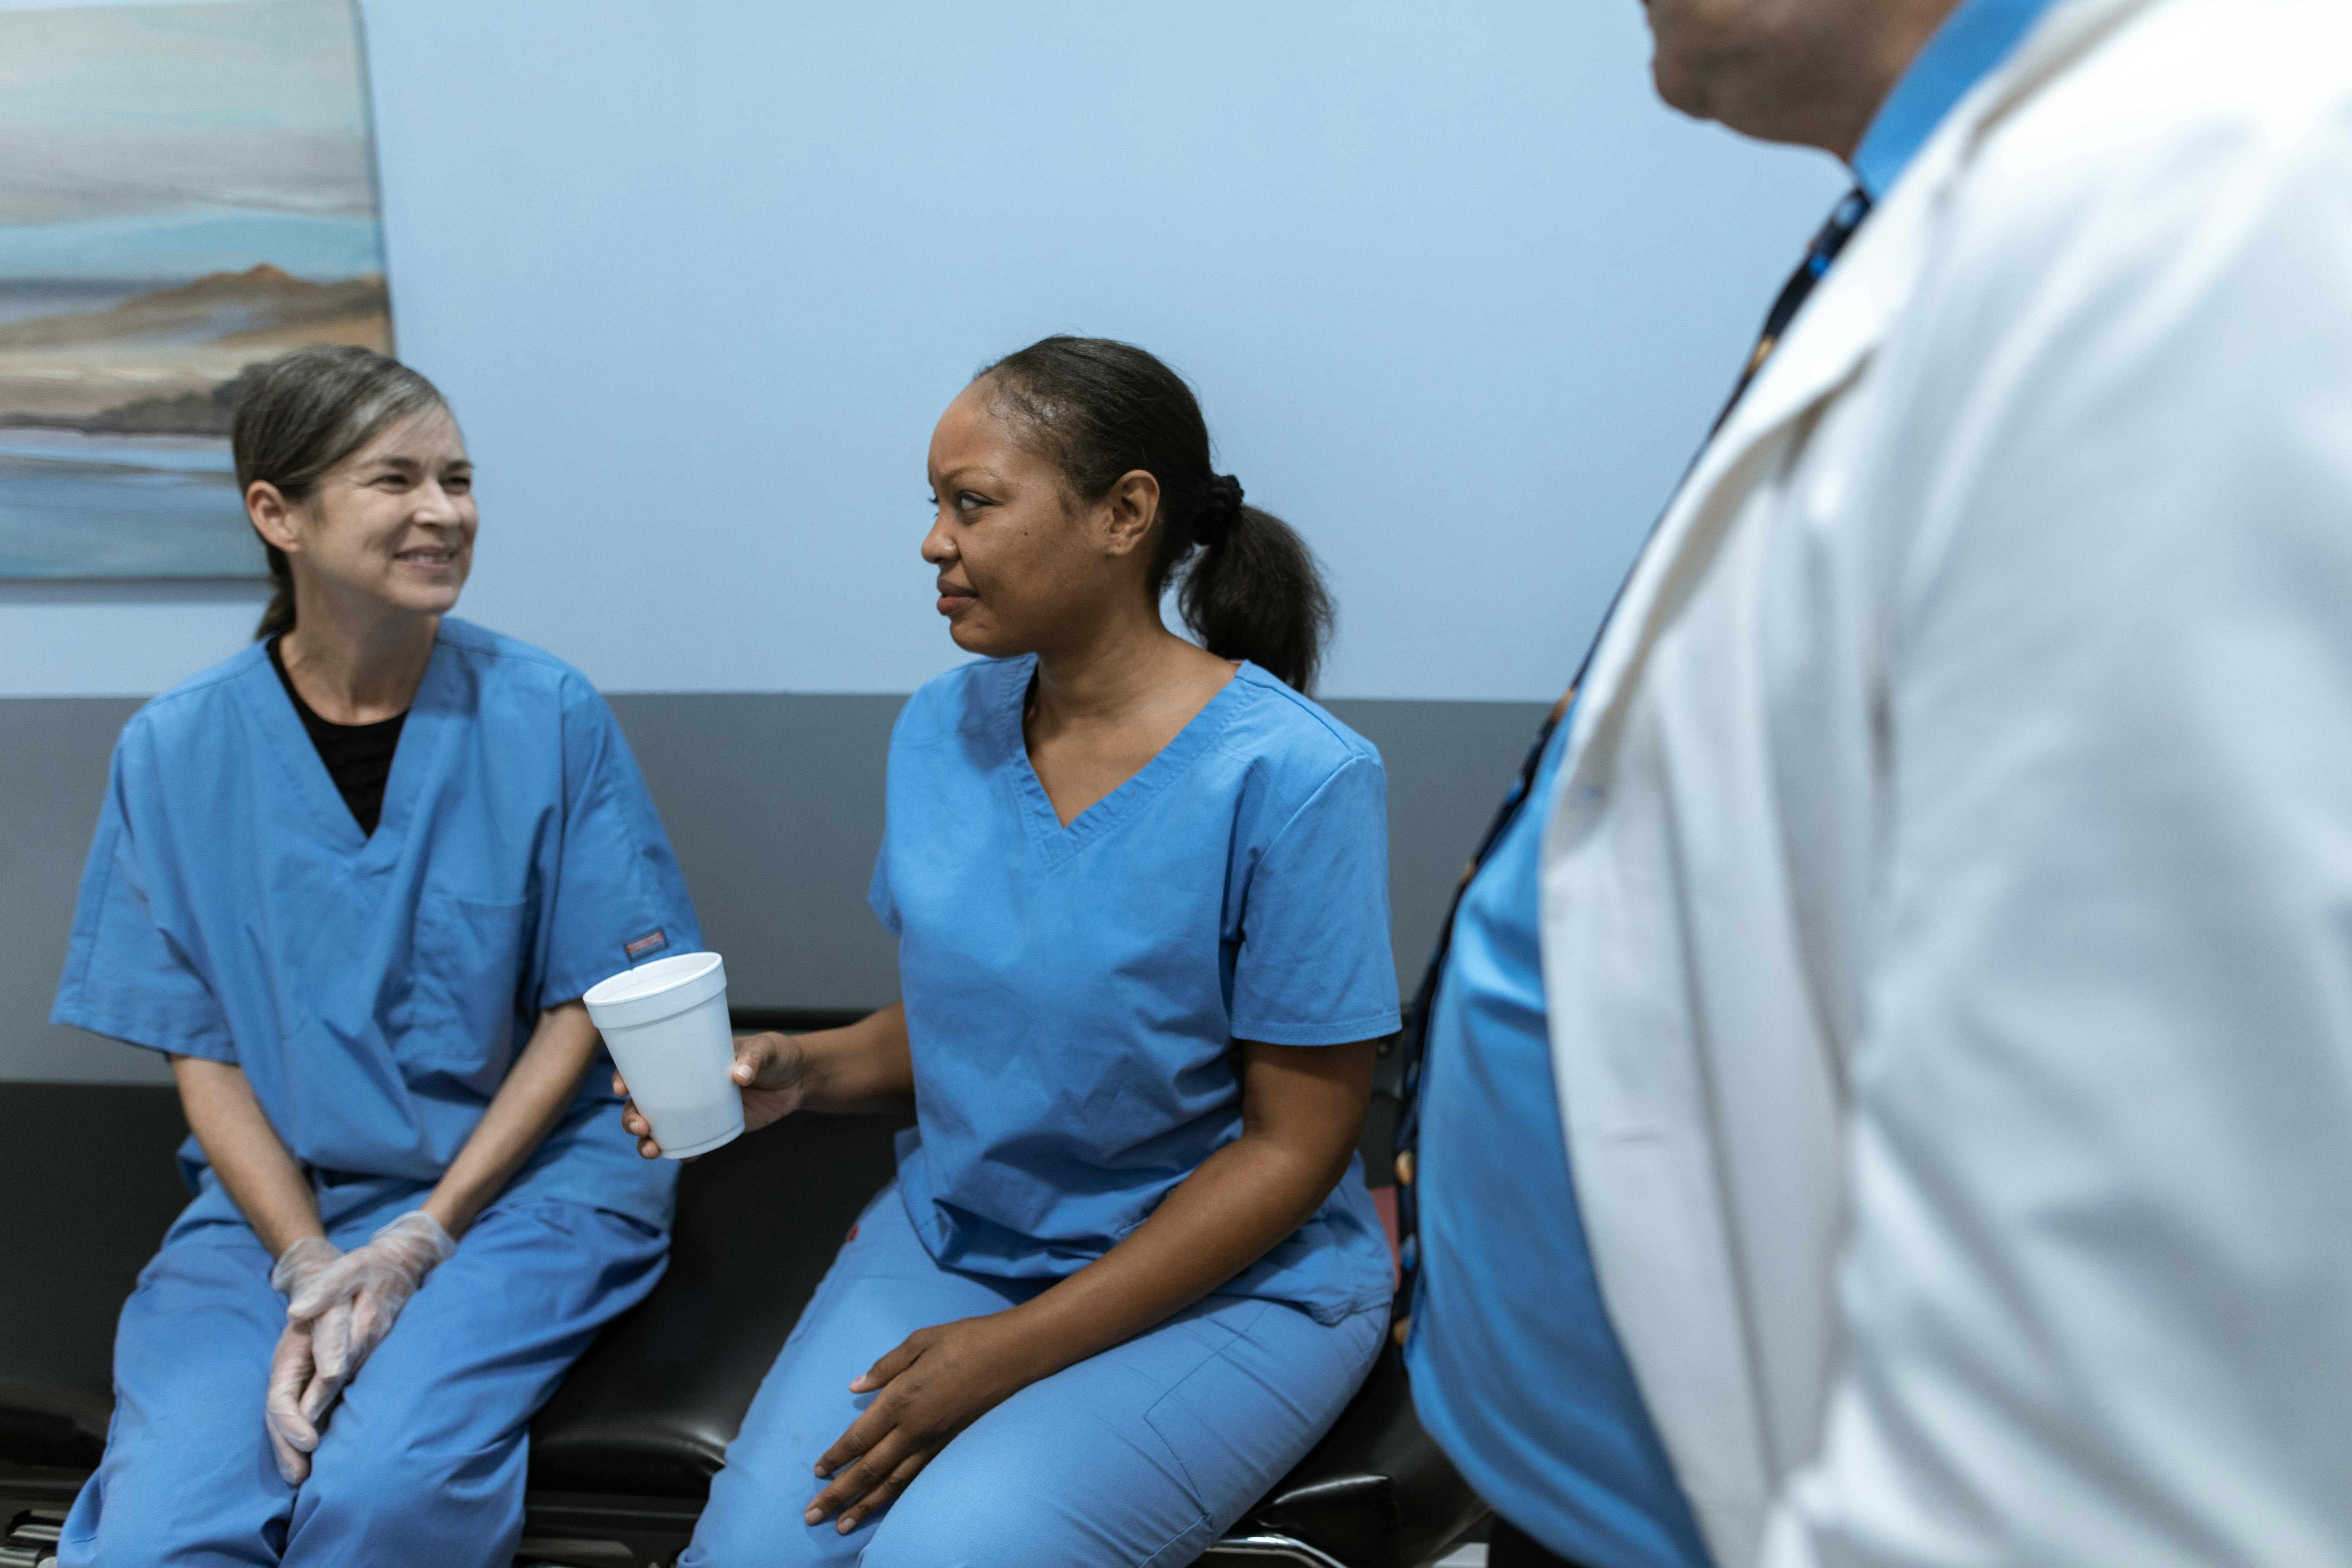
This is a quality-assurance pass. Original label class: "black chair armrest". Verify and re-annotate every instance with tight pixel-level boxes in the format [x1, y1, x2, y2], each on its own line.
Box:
[1236, 1342, 1485, 1568]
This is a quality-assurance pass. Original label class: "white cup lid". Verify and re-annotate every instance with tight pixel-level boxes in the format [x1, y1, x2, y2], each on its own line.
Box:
[584, 951, 726, 1028]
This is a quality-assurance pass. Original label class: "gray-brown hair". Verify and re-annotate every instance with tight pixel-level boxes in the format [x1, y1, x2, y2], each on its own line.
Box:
[229, 345, 447, 639]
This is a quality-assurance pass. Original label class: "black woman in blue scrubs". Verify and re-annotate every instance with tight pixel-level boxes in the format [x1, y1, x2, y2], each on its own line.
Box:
[632, 337, 1402, 1567]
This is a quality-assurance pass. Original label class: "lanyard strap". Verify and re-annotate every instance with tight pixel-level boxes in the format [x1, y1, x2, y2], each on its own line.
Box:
[1386, 187, 1876, 1340]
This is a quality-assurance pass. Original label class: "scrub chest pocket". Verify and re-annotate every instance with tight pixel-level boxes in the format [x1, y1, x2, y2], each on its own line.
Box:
[402, 893, 533, 1067]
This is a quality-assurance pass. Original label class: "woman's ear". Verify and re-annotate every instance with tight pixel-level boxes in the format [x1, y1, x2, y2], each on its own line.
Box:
[1098, 469, 1161, 559]
[245, 481, 304, 554]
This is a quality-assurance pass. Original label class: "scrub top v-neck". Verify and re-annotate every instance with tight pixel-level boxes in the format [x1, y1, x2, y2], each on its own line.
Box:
[871, 655, 1402, 1324]
[52, 618, 702, 1234]
[266, 633, 406, 837]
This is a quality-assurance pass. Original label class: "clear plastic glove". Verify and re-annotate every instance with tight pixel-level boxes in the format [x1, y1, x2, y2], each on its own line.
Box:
[284, 1212, 457, 1425]
[302, 1296, 358, 1418]
[263, 1237, 342, 1485]
[265, 1322, 324, 1485]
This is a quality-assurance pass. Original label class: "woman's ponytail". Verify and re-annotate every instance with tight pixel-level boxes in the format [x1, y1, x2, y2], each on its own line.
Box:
[979, 336, 1336, 692]
[1177, 496, 1332, 694]
[255, 542, 298, 641]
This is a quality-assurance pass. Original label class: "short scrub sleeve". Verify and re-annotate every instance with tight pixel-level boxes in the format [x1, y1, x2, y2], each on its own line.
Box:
[50, 730, 236, 1062]
[535, 680, 704, 1008]
[1228, 754, 1402, 1046]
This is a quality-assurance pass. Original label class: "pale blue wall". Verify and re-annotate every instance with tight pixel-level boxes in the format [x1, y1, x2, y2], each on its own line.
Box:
[0, 0, 1842, 699]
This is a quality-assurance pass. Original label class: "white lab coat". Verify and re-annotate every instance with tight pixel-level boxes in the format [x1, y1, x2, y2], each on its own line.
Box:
[1538, 0, 2352, 1563]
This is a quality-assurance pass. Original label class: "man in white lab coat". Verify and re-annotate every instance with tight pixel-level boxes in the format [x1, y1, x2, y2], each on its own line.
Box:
[1538, 0, 2352, 1564]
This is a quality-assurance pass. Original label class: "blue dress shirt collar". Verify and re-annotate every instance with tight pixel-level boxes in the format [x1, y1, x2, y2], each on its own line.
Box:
[1850, 0, 2066, 198]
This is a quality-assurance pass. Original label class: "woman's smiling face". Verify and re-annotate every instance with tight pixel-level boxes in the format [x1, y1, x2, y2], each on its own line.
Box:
[922, 378, 1138, 661]
[265, 404, 477, 620]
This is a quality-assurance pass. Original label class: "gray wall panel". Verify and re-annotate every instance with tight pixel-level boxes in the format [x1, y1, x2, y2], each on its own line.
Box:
[2, 692, 1546, 1082]
[1, 698, 163, 1083]
[1328, 696, 1547, 999]
[604, 694, 903, 1012]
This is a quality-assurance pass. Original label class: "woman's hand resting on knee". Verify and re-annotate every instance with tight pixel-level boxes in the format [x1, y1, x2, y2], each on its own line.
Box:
[804, 1036, 1380, 1534]
[808, 1311, 1060, 1531]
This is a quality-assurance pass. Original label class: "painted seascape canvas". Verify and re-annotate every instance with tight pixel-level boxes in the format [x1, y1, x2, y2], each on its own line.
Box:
[0, 0, 391, 578]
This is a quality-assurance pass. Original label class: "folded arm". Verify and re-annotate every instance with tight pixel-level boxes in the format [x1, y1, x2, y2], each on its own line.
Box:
[171, 1052, 323, 1256]
[180, 1003, 604, 1479]
[424, 998, 605, 1237]
[170, 1054, 347, 1479]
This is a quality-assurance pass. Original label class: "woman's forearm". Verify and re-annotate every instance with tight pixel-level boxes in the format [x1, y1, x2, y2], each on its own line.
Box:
[994, 1037, 1375, 1380]
[172, 1053, 323, 1259]
[1005, 1131, 1343, 1371]
[793, 1002, 917, 1111]
[422, 1001, 602, 1237]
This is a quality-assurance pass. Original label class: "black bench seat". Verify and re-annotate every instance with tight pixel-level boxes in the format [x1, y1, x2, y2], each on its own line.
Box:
[2, 1075, 1480, 1568]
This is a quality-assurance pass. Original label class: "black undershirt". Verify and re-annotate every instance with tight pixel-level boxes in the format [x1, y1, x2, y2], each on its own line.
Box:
[267, 636, 407, 837]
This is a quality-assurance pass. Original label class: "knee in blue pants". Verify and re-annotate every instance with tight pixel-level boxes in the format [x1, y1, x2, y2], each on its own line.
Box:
[62, 1198, 667, 1568]
[686, 1184, 1383, 1568]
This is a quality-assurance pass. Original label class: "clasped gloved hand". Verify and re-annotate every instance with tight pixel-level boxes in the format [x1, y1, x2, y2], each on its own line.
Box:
[264, 1236, 343, 1484]
[266, 1213, 458, 1484]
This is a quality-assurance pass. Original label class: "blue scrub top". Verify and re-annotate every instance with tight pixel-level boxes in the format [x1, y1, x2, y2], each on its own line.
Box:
[1407, 713, 1710, 1568]
[51, 618, 700, 1234]
[871, 656, 1400, 1326]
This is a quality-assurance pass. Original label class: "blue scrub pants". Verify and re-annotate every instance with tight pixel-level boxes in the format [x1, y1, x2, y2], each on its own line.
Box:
[683, 1183, 1385, 1568]
[59, 1193, 666, 1568]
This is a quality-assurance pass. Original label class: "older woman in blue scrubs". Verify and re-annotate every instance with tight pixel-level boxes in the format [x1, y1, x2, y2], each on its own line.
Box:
[622, 335, 1398, 1567]
[49, 346, 700, 1567]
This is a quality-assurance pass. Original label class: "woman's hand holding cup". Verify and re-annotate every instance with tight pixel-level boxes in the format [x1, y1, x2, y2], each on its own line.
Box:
[617, 1031, 811, 1159]
[587, 951, 744, 1161]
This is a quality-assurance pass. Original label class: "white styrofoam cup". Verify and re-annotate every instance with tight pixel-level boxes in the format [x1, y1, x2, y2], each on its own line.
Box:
[584, 951, 743, 1159]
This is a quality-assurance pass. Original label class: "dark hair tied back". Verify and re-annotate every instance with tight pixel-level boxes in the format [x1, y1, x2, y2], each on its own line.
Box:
[980, 337, 1335, 692]
[229, 345, 448, 640]
[1198, 474, 1243, 548]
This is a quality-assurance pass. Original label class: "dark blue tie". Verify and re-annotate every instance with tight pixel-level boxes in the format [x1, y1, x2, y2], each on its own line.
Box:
[1386, 188, 1875, 1343]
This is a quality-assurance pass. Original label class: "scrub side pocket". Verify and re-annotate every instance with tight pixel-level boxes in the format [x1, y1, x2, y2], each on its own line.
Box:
[404, 893, 531, 1069]
[1140, 1298, 1373, 1535]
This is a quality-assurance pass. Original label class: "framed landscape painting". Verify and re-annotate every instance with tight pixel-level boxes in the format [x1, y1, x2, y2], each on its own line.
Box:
[0, 0, 392, 578]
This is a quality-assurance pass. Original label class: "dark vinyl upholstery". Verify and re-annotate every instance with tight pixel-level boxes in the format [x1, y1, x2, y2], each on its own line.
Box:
[0, 1083, 189, 1472]
[527, 1107, 911, 1496]
[2, 1078, 1479, 1566]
